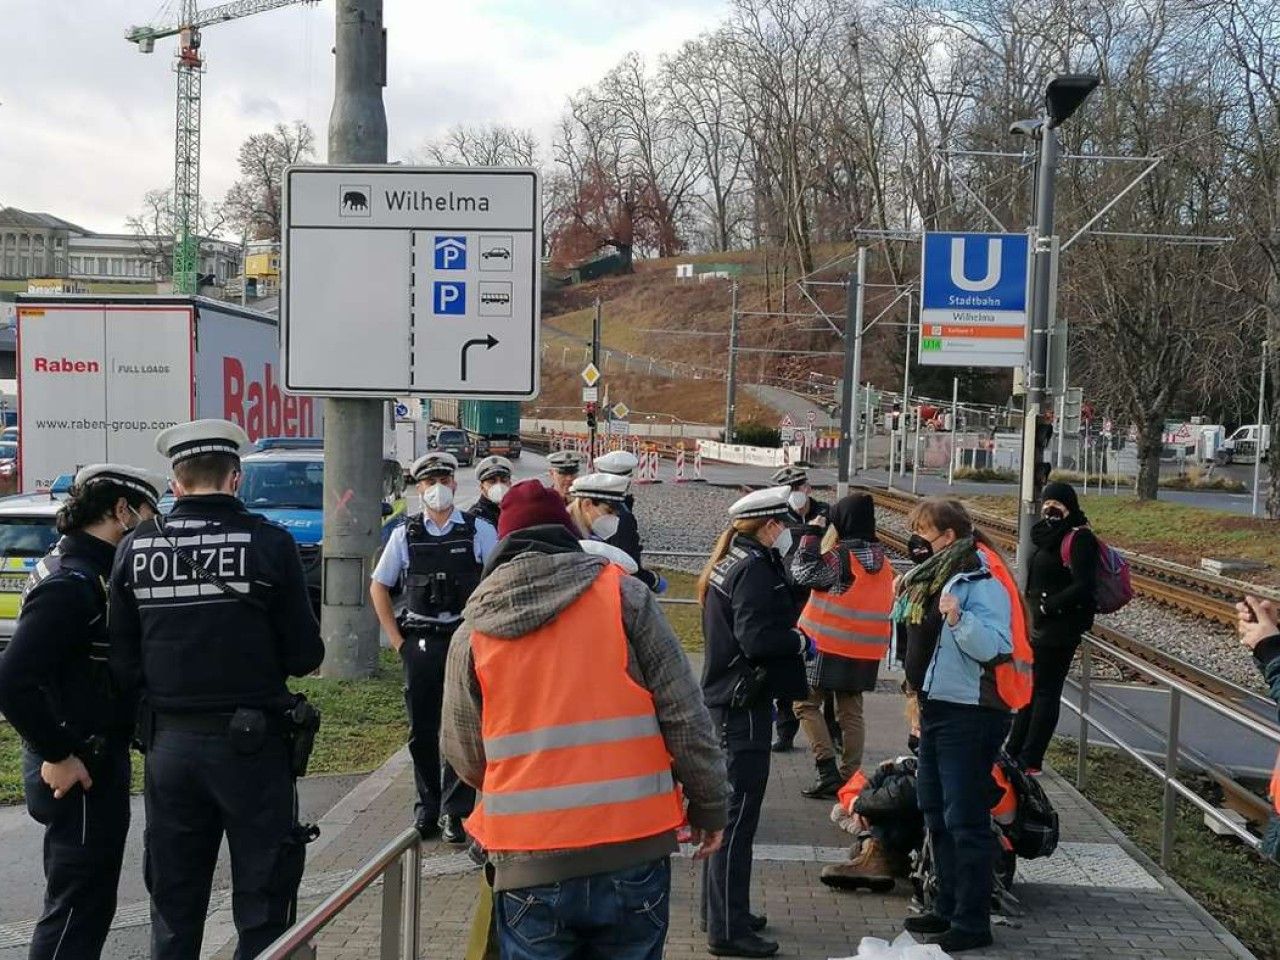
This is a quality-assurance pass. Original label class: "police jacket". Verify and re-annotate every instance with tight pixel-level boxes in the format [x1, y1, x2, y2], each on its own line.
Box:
[404, 513, 482, 620]
[701, 533, 808, 708]
[108, 494, 323, 714]
[466, 495, 501, 531]
[607, 503, 660, 592]
[0, 532, 131, 760]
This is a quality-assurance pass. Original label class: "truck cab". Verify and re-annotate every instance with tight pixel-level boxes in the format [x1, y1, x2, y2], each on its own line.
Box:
[1217, 424, 1271, 465]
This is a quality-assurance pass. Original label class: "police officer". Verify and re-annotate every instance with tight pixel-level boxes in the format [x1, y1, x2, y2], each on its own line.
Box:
[594, 449, 665, 593]
[546, 450, 582, 502]
[0, 464, 161, 960]
[370, 452, 498, 844]
[468, 455, 513, 530]
[698, 487, 812, 958]
[769, 465, 831, 752]
[108, 420, 324, 960]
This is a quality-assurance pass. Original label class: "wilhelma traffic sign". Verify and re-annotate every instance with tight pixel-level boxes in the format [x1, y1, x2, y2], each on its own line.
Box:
[281, 165, 541, 399]
[918, 231, 1030, 369]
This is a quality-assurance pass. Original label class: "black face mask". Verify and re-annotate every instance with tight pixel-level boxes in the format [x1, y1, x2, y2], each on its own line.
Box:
[907, 534, 933, 564]
[1041, 509, 1067, 525]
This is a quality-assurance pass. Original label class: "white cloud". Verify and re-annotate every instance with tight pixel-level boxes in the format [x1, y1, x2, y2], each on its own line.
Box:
[0, 0, 727, 233]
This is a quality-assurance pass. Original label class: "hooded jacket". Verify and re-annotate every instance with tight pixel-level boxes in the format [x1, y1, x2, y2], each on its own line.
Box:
[442, 524, 727, 892]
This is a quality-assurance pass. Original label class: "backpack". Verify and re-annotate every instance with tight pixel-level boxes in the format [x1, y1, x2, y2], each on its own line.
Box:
[997, 754, 1059, 859]
[1060, 528, 1133, 614]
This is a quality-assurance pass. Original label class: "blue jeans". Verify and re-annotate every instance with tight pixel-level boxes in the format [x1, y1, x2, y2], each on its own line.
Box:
[916, 699, 1011, 935]
[495, 858, 670, 960]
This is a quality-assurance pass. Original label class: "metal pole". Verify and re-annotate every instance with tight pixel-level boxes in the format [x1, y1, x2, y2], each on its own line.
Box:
[1015, 123, 1059, 590]
[887, 423, 896, 488]
[321, 0, 388, 678]
[1161, 688, 1182, 867]
[1077, 644, 1091, 791]
[401, 843, 420, 959]
[1252, 340, 1267, 517]
[862, 386, 872, 473]
[725, 284, 739, 443]
[837, 249, 865, 499]
[910, 411, 922, 495]
[379, 854, 403, 960]
[588, 298, 601, 464]
[948, 377, 959, 485]
[1055, 393, 1065, 469]
[900, 292, 912, 477]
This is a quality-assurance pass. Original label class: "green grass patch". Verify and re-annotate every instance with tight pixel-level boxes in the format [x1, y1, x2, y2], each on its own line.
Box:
[963, 493, 1280, 571]
[1045, 741, 1280, 959]
[0, 723, 24, 805]
[656, 569, 705, 653]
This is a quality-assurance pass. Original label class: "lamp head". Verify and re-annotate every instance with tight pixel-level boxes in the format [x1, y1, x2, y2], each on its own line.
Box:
[1046, 74, 1101, 128]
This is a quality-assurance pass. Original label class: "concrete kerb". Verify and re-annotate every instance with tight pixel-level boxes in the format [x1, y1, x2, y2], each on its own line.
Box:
[198, 747, 414, 959]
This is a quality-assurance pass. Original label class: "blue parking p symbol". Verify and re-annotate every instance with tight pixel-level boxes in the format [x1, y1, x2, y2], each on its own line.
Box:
[434, 282, 466, 315]
[434, 236, 467, 270]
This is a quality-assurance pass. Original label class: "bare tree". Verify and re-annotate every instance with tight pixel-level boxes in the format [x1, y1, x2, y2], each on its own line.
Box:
[221, 120, 316, 241]
[412, 123, 539, 168]
[125, 187, 228, 280]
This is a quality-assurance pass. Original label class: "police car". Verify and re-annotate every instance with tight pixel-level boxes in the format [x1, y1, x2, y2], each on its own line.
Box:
[0, 486, 67, 642]
[239, 439, 408, 608]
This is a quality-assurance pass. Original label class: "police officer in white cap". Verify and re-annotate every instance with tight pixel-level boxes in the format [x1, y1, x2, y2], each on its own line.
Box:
[108, 420, 324, 960]
[698, 487, 812, 958]
[589, 450, 665, 593]
[546, 450, 583, 502]
[370, 451, 497, 844]
[0, 465, 161, 960]
[468, 455, 513, 531]
[768, 465, 830, 753]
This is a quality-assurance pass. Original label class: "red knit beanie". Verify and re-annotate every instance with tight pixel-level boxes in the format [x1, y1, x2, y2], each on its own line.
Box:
[497, 479, 578, 539]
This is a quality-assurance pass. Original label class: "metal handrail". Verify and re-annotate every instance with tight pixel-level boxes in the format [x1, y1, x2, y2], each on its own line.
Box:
[257, 828, 422, 960]
[1068, 633, 1280, 866]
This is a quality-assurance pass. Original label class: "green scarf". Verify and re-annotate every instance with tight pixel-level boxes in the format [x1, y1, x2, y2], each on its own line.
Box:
[891, 536, 981, 625]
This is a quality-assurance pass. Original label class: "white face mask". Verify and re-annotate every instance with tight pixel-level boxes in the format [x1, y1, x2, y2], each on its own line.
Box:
[423, 483, 454, 512]
[486, 482, 511, 504]
[787, 489, 808, 512]
[591, 513, 620, 540]
[772, 527, 793, 556]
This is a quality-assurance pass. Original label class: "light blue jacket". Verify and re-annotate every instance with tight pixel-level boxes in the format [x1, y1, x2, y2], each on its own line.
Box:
[921, 551, 1015, 709]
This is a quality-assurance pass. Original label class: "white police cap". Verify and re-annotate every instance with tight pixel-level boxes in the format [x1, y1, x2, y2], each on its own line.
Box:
[728, 485, 794, 520]
[548, 450, 583, 473]
[411, 451, 458, 480]
[578, 539, 639, 574]
[569, 472, 630, 504]
[73, 463, 166, 508]
[156, 419, 250, 466]
[771, 465, 808, 487]
[595, 450, 639, 476]
[475, 455, 513, 483]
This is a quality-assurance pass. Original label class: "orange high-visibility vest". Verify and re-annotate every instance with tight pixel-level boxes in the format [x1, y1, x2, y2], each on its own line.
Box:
[991, 764, 1017, 824]
[797, 552, 894, 661]
[976, 543, 1034, 711]
[464, 564, 684, 852]
[837, 769, 870, 816]
[1270, 754, 1279, 815]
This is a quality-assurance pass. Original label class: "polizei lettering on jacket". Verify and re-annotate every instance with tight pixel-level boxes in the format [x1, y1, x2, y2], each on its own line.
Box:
[128, 531, 251, 601]
[384, 190, 491, 213]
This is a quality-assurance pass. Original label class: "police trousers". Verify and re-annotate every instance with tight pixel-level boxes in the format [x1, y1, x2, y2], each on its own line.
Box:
[145, 728, 302, 960]
[22, 743, 130, 960]
[702, 704, 771, 944]
[402, 629, 475, 821]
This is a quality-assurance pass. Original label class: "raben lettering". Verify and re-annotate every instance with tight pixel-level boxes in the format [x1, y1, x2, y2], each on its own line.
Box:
[223, 357, 317, 442]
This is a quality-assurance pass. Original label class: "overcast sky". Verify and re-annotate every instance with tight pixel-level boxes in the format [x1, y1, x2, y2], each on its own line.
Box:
[0, 0, 727, 233]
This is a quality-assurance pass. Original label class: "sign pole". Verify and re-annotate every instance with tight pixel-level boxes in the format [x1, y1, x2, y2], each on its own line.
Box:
[900, 290, 912, 477]
[725, 284, 739, 443]
[1016, 123, 1060, 588]
[1253, 339, 1267, 517]
[589, 298, 601, 465]
[949, 376, 958, 486]
[862, 385, 872, 473]
[837, 248, 865, 499]
[320, 0, 388, 679]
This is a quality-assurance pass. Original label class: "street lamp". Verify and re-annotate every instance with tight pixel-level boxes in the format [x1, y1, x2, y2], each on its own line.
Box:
[1010, 73, 1100, 587]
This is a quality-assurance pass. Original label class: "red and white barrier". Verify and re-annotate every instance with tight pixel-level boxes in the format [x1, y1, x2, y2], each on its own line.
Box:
[635, 447, 660, 484]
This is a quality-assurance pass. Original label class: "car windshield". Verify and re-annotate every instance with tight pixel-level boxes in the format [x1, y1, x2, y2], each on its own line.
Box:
[438, 430, 465, 444]
[0, 443, 15, 460]
[239, 460, 324, 510]
[0, 517, 59, 558]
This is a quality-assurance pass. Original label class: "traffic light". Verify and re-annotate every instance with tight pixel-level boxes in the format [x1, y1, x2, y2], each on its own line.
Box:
[1062, 387, 1083, 436]
[585, 402, 597, 430]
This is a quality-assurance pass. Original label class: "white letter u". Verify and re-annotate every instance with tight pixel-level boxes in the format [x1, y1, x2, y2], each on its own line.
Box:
[949, 238, 1001, 292]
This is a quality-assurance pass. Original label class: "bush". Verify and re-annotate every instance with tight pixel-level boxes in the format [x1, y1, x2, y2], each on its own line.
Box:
[733, 422, 781, 448]
[954, 466, 1019, 483]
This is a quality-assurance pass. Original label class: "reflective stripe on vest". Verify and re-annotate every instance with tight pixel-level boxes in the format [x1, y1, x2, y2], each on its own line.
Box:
[465, 564, 684, 852]
[797, 552, 894, 661]
[976, 544, 1033, 711]
[1271, 753, 1279, 816]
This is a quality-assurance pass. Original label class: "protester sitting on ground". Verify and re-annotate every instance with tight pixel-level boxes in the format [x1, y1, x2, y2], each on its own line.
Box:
[791, 492, 893, 799]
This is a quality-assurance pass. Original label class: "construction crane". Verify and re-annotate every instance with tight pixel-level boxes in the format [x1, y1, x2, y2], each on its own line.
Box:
[126, 0, 317, 294]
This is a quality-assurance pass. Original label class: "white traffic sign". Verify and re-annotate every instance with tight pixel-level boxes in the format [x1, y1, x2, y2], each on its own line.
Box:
[806, 410, 817, 424]
[779, 413, 794, 428]
[780, 427, 796, 443]
[282, 165, 540, 398]
[918, 232, 1030, 369]
[609, 420, 630, 436]
[580, 363, 601, 387]
[611, 402, 630, 420]
[582, 386, 599, 403]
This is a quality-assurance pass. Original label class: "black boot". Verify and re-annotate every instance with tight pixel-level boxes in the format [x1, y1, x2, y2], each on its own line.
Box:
[801, 758, 842, 799]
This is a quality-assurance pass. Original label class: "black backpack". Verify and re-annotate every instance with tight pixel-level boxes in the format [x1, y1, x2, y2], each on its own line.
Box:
[997, 754, 1059, 860]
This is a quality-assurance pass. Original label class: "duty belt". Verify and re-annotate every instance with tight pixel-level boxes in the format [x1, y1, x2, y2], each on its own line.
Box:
[154, 711, 289, 735]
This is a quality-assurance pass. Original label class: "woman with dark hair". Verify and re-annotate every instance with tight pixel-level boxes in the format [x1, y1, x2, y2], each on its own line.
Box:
[892, 498, 1031, 954]
[1005, 481, 1097, 774]
[0, 464, 161, 960]
[791, 492, 893, 797]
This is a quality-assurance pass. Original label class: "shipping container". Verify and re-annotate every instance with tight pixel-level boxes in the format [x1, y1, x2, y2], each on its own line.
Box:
[424, 398, 522, 459]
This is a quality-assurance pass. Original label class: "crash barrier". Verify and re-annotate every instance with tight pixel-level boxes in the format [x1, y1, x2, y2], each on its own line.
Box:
[697, 439, 804, 467]
[1067, 633, 1280, 866]
[257, 828, 421, 960]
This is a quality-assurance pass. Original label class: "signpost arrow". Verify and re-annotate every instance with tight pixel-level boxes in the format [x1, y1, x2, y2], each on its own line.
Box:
[461, 335, 499, 381]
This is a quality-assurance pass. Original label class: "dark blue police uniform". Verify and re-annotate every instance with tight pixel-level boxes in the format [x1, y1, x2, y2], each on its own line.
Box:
[109, 492, 323, 960]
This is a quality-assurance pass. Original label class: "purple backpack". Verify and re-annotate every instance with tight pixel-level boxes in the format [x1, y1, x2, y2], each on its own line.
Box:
[1060, 528, 1133, 614]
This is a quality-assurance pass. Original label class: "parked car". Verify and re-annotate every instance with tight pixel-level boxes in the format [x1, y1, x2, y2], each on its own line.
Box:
[0, 442, 17, 495]
[0, 490, 64, 645]
[432, 427, 475, 466]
